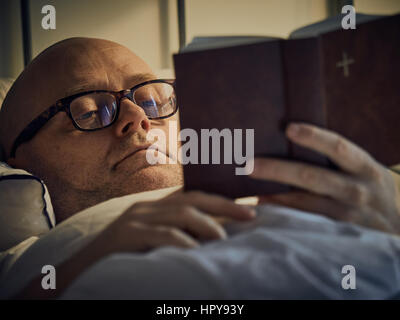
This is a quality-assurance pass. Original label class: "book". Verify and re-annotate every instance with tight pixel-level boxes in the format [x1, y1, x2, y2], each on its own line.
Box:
[173, 13, 400, 199]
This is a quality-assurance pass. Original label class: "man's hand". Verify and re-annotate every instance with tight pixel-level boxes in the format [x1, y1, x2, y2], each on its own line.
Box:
[18, 191, 255, 299]
[251, 122, 400, 235]
[92, 190, 256, 254]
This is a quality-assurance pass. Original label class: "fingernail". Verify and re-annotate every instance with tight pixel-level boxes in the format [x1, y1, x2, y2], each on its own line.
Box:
[287, 123, 301, 138]
[241, 205, 257, 218]
[191, 240, 201, 248]
[219, 228, 228, 239]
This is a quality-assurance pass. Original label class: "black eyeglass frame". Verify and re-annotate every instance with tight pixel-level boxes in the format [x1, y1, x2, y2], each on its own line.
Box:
[10, 79, 178, 158]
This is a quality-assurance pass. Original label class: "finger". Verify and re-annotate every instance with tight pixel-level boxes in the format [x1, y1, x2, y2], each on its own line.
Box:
[129, 222, 200, 250]
[133, 204, 227, 240]
[163, 191, 256, 220]
[258, 191, 352, 221]
[286, 123, 380, 179]
[251, 158, 370, 206]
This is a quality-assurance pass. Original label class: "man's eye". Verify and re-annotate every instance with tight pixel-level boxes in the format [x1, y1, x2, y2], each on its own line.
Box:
[77, 110, 97, 120]
[141, 100, 158, 107]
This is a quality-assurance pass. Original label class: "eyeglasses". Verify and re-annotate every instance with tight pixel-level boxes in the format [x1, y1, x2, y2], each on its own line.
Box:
[10, 79, 178, 157]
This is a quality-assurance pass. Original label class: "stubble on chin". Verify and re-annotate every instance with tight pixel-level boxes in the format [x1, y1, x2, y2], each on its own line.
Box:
[109, 162, 184, 197]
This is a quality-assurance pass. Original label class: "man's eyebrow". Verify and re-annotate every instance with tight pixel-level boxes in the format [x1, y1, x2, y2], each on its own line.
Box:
[126, 73, 157, 88]
[65, 84, 98, 96]
[64, 73, 157, 97]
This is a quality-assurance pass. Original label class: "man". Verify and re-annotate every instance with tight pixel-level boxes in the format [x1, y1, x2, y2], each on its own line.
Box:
[1, 38, 399, 298]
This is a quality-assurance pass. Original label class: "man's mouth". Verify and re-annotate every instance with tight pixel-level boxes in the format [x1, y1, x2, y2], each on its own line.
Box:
[113, 143, 173, 169]
[113, 144, 152, 169]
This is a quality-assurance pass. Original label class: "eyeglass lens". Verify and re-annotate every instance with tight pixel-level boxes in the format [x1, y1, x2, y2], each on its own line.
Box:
[69, 82, 176, 129]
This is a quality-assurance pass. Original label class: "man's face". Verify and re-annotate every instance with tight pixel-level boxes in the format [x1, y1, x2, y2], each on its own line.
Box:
[8, 39, 183, 221]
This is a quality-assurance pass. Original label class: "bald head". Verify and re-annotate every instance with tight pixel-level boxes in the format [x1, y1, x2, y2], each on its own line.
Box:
[0, 37, 153, 159]
[1, 37, 182, 222]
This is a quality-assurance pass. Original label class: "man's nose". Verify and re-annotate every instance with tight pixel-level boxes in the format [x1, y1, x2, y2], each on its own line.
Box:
[113, 97, 151, 137]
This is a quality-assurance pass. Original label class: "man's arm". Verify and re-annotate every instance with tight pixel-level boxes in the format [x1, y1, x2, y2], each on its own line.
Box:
[16, 191, 255, 299]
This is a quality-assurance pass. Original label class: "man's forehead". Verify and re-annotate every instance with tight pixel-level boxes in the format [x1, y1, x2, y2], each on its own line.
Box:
[58, 43, 154, 96]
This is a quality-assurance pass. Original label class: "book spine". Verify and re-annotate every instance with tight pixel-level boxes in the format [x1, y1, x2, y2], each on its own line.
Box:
[281, 38, 329, 167]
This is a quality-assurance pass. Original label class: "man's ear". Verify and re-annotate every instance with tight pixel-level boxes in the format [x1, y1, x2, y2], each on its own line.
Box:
[4, 141, 32, 168]
[5, 149, 23, 169]
[6, 156, 18, 168]
[0, 146, 4, 163]
[0, 146, 14, 167]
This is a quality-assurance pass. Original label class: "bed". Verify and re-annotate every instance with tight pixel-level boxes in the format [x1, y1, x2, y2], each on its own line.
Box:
[1, 77, 400, 299]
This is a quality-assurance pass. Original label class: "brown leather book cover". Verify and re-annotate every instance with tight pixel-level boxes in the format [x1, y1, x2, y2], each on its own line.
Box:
[319, 15, 400, 166]
[173, 14, 400, 199]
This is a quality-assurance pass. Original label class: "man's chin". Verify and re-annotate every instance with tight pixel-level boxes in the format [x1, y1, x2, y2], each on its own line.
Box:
[114, 162, 184, 196]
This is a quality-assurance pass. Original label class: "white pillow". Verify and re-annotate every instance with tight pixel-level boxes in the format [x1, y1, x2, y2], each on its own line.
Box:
[0, 78, 15, 161]
[0, 162, 55, 251]
[0, 78, 56, 251]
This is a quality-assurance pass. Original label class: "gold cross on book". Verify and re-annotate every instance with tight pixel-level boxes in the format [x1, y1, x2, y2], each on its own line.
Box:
[336, 51, 355, 77]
